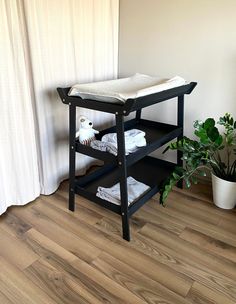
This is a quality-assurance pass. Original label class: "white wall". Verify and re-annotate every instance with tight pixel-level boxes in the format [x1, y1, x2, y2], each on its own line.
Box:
[119, 0, 236, 139]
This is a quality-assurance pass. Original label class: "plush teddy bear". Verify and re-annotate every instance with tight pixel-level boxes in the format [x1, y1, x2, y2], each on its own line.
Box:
[76, 115, 99, 145]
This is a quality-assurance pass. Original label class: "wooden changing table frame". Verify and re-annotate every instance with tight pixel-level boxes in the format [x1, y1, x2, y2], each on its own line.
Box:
[57, 82, 197, 241]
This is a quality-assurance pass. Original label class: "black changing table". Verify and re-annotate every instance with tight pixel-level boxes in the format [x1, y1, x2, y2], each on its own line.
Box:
[57, 81, 197, 241]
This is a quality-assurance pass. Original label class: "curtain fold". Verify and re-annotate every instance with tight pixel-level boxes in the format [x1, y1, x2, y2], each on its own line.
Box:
[0, 0, 119, 213]
[0, 0, 40, 214]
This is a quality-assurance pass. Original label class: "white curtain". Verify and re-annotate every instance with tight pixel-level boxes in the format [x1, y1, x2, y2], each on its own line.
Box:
[0, 0, 41, 213]
[0, 0, 119, 214]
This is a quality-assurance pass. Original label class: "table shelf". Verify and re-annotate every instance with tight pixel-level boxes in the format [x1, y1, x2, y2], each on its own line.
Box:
[75, 157, 175, 216]
[76, 118, 182, 166]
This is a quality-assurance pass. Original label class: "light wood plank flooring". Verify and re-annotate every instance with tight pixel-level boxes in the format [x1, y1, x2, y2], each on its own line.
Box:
[0, 181, 236, 303]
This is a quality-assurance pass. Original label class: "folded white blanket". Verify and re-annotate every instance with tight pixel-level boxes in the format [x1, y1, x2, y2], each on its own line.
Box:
[96, 176, 150, 206]
[68, 73, 187, 104]
[101, 129, 146, 154]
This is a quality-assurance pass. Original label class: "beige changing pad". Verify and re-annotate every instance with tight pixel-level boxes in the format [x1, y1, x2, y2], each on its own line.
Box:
[68, 73, 187, 104]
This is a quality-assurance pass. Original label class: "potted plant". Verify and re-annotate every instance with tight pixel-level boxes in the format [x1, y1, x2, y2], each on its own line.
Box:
[160, 113, 236, 209]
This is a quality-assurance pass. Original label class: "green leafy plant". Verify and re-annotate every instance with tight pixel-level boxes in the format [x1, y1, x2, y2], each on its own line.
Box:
[160, 113, 236, 205]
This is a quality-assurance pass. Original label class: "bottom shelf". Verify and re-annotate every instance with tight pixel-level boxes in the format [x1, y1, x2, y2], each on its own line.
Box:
[75, 156, 175, 216]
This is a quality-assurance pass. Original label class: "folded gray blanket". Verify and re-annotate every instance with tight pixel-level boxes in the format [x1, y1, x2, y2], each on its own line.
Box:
[90, 140, 118, 156]
[96, 176, 150, 205]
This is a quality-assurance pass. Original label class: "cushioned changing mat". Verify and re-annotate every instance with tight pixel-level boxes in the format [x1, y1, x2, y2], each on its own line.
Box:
[68, 73, 187, 104]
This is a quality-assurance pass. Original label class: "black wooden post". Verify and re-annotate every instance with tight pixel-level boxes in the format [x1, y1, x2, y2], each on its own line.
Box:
[116, 114, 130, 241]
[69, 103, 76, 211]
[177, 95, 184, 188]
[136, 109, 142, 121]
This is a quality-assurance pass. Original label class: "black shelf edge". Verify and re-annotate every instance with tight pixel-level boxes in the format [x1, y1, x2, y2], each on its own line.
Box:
[128, 186, 158, 216]
[126, 126, 182, 166]
[57, 82, 197, 115]
[75, 186, 121, 214]
[57, 87, 126, 114]
[127, 82, 197, 113]
[75, 142, 116, 163]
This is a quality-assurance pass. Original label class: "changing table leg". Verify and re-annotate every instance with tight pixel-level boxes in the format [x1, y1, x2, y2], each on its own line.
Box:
[116, 114, 130, 241]
[177, 95, 184, 189]
[136, 109, 142, 121]
[69, 104, 76, 211]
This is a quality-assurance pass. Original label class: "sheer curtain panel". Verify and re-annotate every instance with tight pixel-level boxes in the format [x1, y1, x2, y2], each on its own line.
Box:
[0, 0, 119, 214]
[0, 0, 40, 214]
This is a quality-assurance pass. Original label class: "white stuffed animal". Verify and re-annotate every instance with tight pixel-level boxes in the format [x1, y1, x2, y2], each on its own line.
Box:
[76, 115, 99, 145]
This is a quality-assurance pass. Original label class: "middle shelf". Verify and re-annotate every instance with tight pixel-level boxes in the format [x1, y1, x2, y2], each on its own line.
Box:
[76, 118, 182, 166]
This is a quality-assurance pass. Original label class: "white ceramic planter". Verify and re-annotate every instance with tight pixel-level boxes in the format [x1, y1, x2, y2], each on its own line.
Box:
[212, 173, 236, 209]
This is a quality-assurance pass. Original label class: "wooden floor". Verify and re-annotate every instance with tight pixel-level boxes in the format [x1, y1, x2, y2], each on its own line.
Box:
[0, 181, 236, 303]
